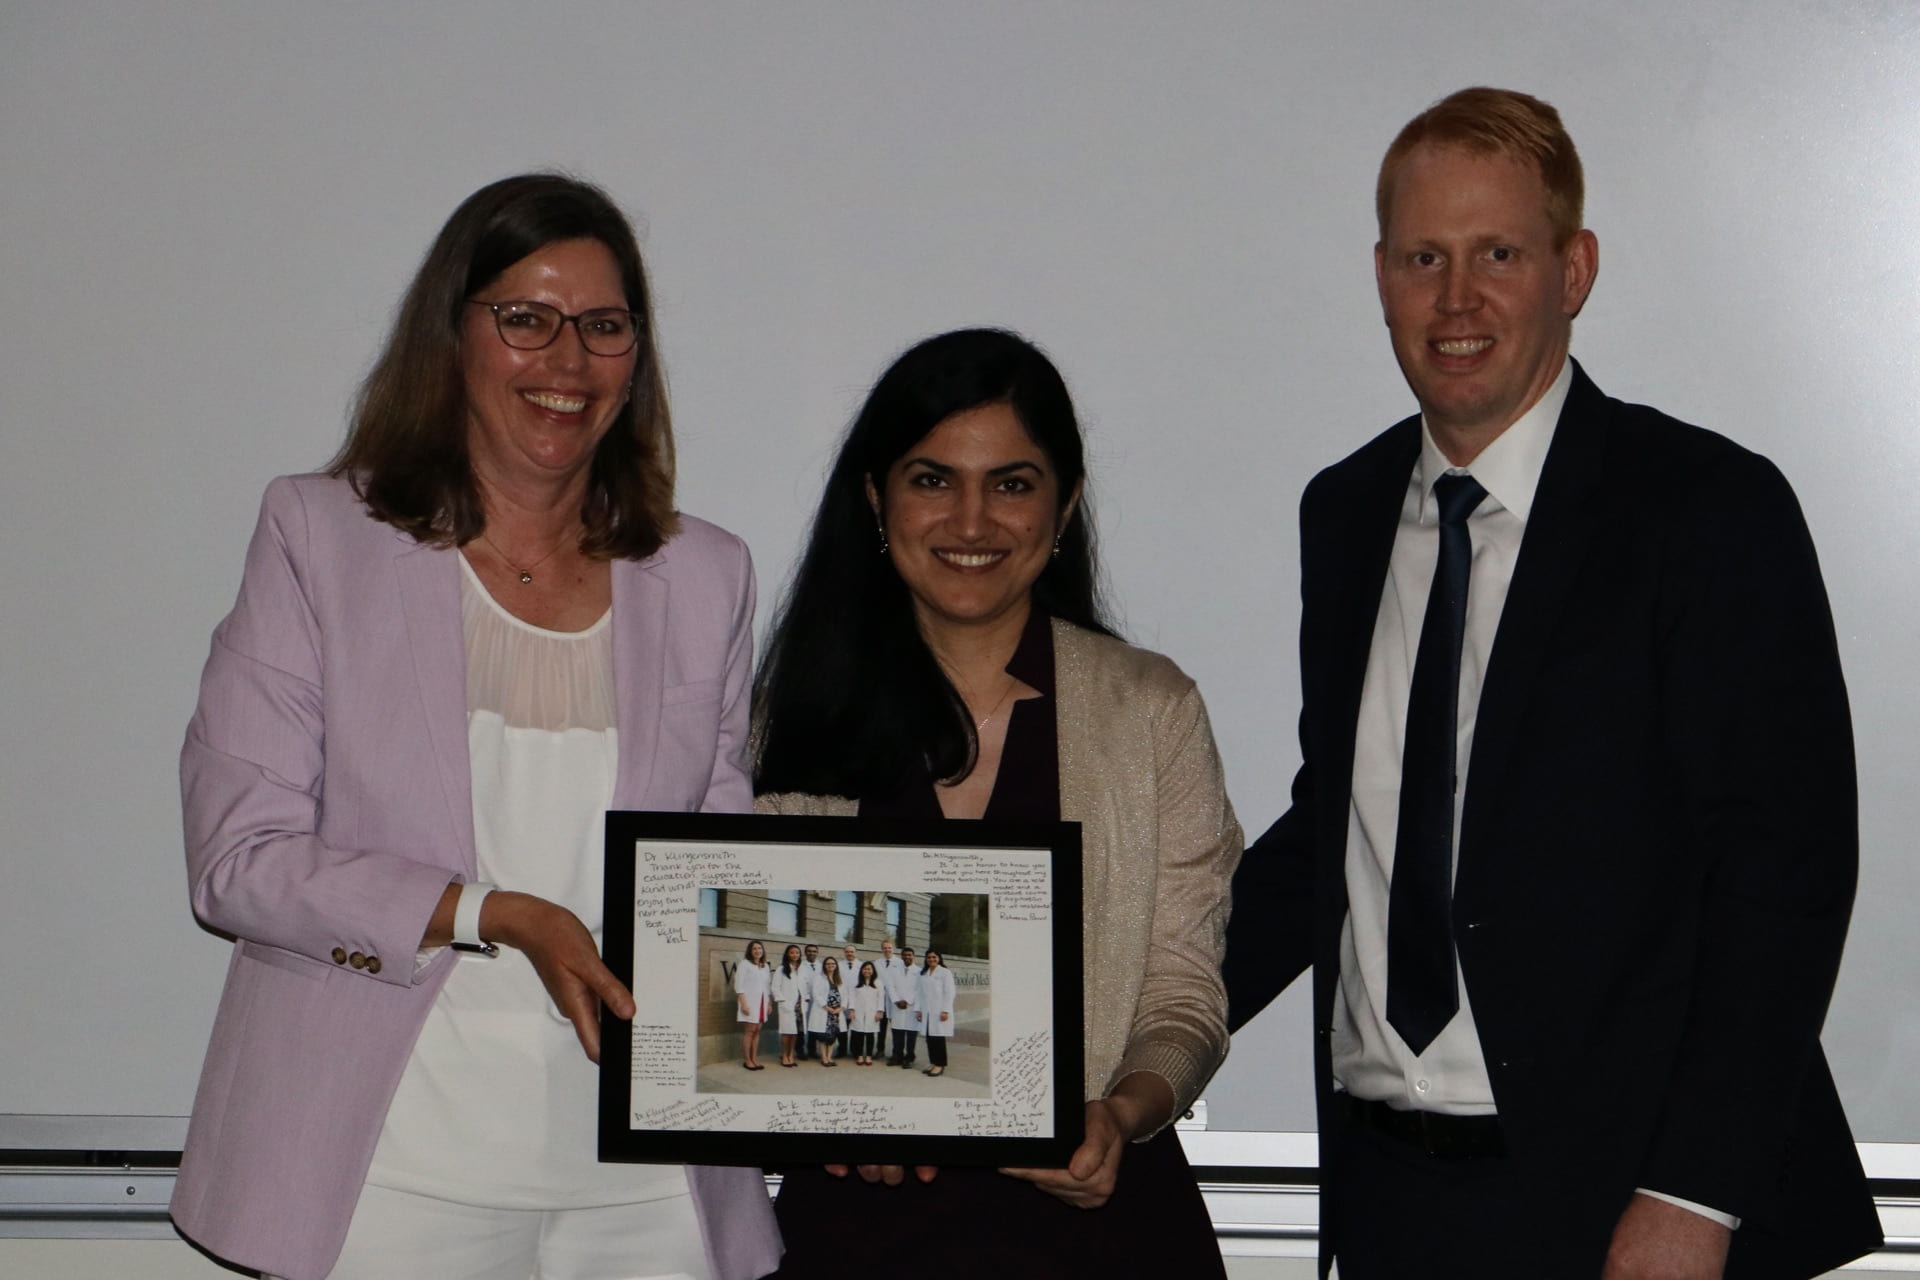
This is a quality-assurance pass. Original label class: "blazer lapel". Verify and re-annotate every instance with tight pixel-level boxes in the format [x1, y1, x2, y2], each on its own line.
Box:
[612, 551, 670, 808]
[1458, 365, 1610, 864]
[392, 535, 477, 875]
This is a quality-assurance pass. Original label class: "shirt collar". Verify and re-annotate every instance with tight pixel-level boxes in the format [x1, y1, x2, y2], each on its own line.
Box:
[1416, 356, 1570, 524]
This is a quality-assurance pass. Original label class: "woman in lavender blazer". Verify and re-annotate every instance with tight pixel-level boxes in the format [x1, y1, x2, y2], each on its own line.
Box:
[172, 176, 780, 1280]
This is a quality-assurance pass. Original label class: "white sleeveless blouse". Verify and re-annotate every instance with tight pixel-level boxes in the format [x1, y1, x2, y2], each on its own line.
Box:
[363, 554, 685, 1208]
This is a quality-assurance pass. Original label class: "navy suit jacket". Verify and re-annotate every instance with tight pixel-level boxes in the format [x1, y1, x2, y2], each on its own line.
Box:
[1224, 364, 1881, 1276]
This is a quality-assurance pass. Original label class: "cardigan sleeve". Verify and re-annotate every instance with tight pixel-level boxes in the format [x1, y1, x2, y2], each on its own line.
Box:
[1108, 675, 1243, 1124]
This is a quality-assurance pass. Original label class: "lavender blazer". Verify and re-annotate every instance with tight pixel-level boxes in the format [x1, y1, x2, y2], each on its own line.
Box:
[172, 474, 781, 1280]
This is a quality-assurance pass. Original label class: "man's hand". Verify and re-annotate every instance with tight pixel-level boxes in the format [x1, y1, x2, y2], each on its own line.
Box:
[1603, 1193, 1732, 1280]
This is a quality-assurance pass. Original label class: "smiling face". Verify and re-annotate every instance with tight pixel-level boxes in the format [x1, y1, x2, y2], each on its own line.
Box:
[747, 941, 765, 964]
[783, 945, 802, 969]
[804, 945, 818, 963]
[870, 401, 1077, 642]
[924, 951, 943, 970]
[461, 237, 636, 495]
[1375, 144, 1597, 462]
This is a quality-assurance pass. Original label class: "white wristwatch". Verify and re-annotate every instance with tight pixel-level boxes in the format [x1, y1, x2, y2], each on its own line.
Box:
[451, 880, 499, 957]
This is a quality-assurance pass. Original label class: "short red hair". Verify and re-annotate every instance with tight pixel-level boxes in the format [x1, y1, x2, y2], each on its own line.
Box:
[1376, 87, 1585, 249]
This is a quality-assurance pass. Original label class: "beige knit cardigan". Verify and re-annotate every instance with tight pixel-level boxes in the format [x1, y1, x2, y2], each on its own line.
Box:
[757, 618, 1243, 1123]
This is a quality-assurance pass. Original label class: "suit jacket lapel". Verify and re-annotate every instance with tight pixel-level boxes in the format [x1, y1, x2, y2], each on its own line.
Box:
[392, 535, 477, 875]
[1459, 364, 1610, 873]
[612, 550, 670, 808]
[1311, 419, 1420, 1008]
[1320, 421, 1421, 840]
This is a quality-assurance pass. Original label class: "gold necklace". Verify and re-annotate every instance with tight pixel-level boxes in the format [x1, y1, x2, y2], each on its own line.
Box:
[479, 527, 572, 585]
[957, 673, 1018, 731]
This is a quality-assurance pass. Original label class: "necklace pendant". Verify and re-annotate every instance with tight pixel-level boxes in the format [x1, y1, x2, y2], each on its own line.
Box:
[518, 571, 533, 585]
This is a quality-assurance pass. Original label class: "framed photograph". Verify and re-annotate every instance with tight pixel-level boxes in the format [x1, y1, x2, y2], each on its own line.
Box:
[599, 811, 1083, 1169]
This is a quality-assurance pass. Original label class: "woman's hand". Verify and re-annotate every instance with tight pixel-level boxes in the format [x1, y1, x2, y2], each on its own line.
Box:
[824, 1164, 939, 1186]
[1000, 1071, 1173, 1209]
[999, 1099, 1127, 1208]
[483, 891, 634, 1063]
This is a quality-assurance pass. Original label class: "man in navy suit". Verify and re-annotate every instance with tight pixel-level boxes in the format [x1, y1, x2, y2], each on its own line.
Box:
[1224, 87, 1880, 1278]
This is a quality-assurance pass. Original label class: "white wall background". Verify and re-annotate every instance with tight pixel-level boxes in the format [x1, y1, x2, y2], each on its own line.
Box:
[3, 1, 1917, 1158]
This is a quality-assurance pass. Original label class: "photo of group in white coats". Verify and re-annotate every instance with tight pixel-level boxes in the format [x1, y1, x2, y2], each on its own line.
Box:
[699, 908, 990, 1099]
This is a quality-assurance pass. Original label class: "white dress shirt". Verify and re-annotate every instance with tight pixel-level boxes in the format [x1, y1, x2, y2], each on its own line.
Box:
[1331, 359, 1567, 1113]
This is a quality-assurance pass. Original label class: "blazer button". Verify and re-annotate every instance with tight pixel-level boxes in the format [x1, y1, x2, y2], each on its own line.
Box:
[349, 951, 367, 970]
[331, 947, 348, 965]
[365, 955, 383, 975]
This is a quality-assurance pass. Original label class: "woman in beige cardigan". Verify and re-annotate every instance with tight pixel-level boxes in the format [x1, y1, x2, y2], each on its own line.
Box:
[752, 329, 1242, 1278]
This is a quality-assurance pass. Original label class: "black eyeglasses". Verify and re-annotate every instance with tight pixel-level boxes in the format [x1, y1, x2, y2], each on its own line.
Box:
[468, 299, 642, 357]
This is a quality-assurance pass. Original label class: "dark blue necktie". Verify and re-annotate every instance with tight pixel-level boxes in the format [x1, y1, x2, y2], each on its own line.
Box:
[1386, 472, 1488, 1056]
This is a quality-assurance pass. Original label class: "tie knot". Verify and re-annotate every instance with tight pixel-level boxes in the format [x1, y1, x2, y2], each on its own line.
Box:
[1434, 473, 1487, 527]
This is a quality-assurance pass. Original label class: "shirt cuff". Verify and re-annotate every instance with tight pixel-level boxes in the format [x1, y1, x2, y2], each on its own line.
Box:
[1635, 1188, 1740, 1230]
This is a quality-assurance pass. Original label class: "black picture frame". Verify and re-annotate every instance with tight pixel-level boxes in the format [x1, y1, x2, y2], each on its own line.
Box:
[599, 811, 1085, 1168]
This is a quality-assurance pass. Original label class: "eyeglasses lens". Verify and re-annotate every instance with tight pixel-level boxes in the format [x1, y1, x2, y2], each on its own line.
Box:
[491, 302, 638, 356]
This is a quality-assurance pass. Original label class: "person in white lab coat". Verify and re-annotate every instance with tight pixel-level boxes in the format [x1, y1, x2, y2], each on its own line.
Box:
[803, 944, 826, 1058]
[847, 961, 884, 1065]
[770, 944, 806, 1067]
[875, 938, 903, 1053]
[734, 939, 771, 1070]
[807, 956, 845, 1066]
[916, 950, 957, 1078]
[887, 946, 920, 1067]
[838, 945, 860, 1056]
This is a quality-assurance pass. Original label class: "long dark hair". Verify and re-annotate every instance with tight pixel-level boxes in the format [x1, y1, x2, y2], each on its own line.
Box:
[329, 172, 677, 557]
[754, 328, 1114, 799]
[857, 961, 878, 988]
[780, 944, 804, 978]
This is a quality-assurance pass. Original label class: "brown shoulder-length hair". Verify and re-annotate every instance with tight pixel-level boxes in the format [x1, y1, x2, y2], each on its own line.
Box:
[329, 172, 678, 557]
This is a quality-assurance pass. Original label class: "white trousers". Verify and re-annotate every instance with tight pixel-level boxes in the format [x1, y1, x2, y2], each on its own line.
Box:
[318, 1182, 711, 1280]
